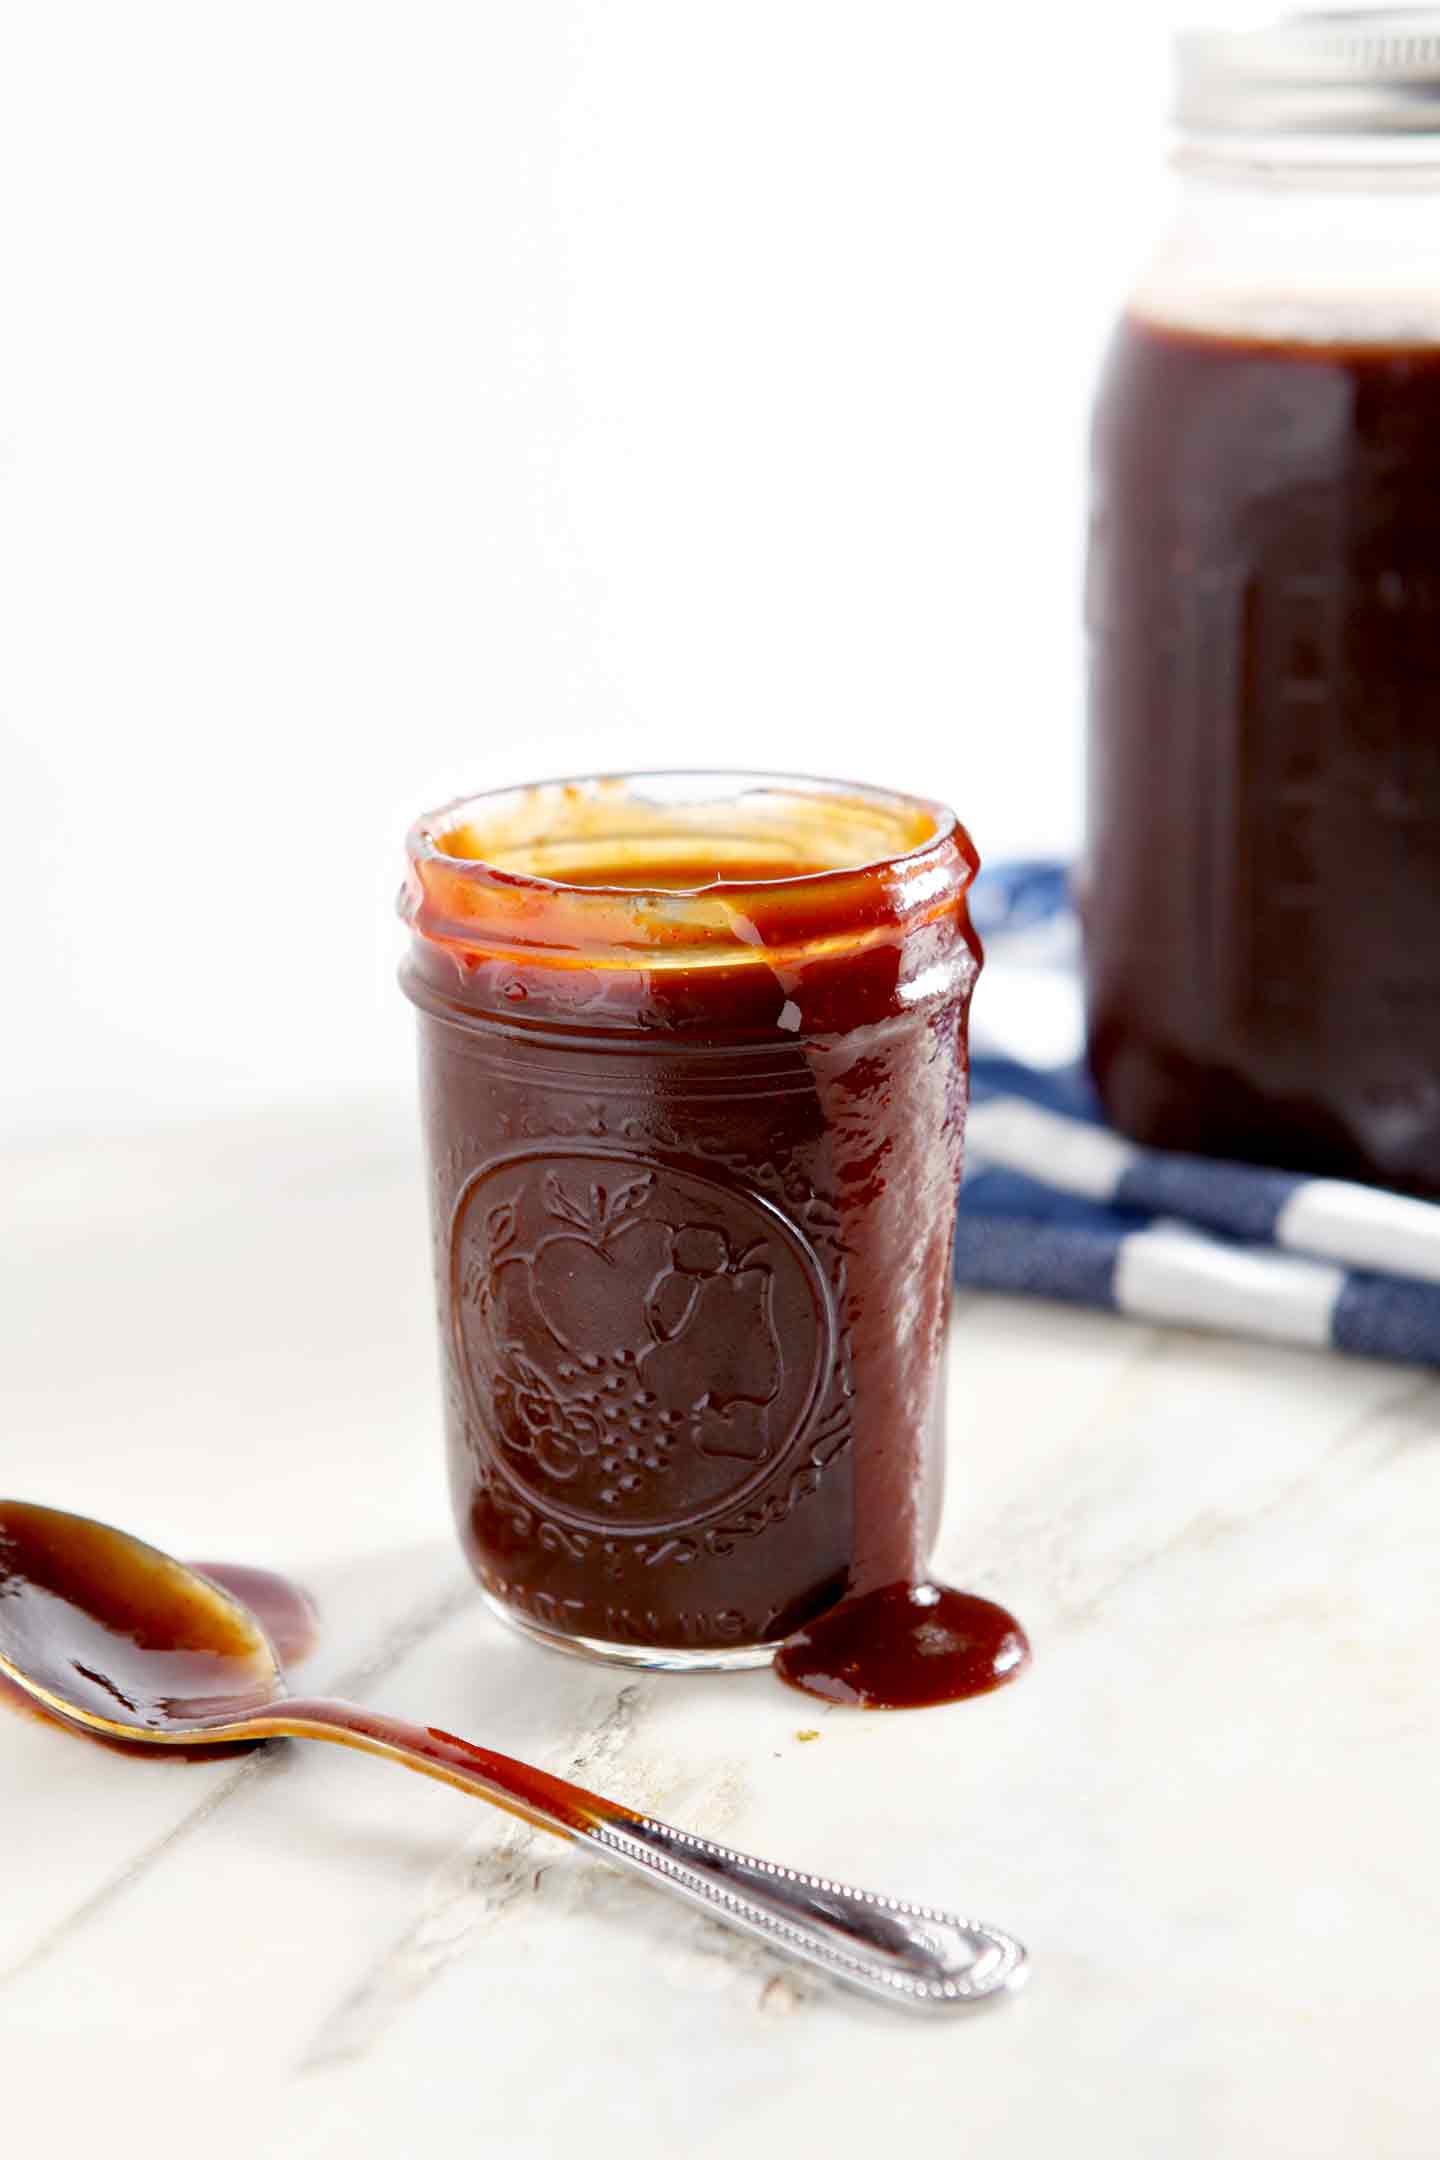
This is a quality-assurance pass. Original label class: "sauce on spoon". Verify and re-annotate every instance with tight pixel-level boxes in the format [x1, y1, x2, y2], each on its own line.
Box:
[0, 1505, 316, 1751]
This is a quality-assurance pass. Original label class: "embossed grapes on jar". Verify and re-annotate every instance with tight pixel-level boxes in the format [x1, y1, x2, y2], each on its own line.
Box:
[450, 1149, 832, 1535]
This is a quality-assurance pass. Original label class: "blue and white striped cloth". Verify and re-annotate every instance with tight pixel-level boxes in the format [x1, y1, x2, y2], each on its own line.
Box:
[956, 863, 1440, 1368]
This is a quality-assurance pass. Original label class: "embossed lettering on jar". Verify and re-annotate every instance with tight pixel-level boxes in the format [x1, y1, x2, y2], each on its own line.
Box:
[400, 774, 982, 1671]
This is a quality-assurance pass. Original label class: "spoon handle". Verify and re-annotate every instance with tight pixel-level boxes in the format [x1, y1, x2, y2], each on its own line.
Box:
[571, 1815, 1027, 2011]
[260, 1697, 1026, 2012]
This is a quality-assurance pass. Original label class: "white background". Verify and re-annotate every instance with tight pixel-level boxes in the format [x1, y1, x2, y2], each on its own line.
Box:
[0, 1, 1204, 1138]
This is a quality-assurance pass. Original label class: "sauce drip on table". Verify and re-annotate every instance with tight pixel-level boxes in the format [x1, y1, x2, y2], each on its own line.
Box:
[775, 1581, 1029, 1710]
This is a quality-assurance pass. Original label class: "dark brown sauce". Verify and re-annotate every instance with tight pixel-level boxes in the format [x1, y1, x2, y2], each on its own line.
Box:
[0, 1502, 317, 1755]
[1087, 314, 1440, 1195]
[775, 1581, 1029, 1710]
[404, 795, 1029, 1708]
[0, 1502, 624, 1834]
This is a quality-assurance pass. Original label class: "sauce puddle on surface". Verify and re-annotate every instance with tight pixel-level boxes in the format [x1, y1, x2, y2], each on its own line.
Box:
[774, 1581, 1029, 1711]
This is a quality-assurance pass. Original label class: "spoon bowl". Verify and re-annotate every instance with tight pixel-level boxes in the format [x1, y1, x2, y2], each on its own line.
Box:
[0, 1501, 284, 1734]
[0, 1503, 284, 1736]
[0, 1497, 1028, 2012]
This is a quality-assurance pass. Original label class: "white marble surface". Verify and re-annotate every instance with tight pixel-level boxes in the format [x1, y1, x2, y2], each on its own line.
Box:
[3, 1107, 1438, 2158]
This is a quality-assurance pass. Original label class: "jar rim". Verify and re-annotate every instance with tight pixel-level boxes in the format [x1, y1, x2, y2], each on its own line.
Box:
[400, 769, 976, 974]
[405, 769, 960, 897]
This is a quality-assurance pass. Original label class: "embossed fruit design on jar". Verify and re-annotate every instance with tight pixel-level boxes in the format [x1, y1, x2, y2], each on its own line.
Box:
[400, 773, 982, 1670]
[450, 1151, 826, 1532]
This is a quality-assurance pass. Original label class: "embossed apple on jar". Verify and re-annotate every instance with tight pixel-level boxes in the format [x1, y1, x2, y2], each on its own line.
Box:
[452, 1149, 829, 1536]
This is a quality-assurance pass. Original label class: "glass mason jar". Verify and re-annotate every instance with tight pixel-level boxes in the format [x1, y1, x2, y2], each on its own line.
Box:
[399, 773, 981, 1671]
[1084, 13, 1440, 1196]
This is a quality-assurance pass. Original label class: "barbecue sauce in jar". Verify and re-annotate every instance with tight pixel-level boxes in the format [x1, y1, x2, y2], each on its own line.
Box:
[1088, 317, 1440, 1193]
[1084, 14, 1440, 1196]
[401, 774, 1028, 1704]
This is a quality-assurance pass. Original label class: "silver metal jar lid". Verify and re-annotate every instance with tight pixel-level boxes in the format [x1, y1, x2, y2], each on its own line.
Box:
[1177, 11, 1440, 135]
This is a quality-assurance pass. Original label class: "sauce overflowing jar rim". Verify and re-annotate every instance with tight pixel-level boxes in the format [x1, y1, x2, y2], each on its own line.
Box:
[401, 770, 977, 973]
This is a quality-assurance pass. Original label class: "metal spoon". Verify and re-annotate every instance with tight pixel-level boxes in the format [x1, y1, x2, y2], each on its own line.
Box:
[0, 1499, 1026, 2012]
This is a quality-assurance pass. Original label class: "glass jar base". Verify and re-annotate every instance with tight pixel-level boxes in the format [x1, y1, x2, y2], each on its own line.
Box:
[478, 1588, 778, 1674]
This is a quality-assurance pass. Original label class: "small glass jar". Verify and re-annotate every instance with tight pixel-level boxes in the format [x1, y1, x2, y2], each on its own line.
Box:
[399, 772, 980, 1671]
[1085, 13, 1440, 1195]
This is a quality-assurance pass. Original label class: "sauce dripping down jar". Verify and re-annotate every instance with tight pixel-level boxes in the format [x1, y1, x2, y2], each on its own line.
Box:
[400, 771, 1026, 1702]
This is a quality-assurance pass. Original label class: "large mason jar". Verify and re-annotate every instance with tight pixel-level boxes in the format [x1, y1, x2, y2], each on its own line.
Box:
[1084, 13, 1440, 1196]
